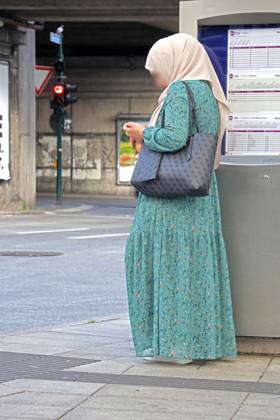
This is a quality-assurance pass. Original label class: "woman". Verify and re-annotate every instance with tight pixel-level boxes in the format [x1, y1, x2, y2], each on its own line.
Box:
[123, 33, 238, 364]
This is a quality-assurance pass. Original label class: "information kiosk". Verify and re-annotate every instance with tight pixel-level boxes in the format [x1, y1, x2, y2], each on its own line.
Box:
[180, 1, 280, 341]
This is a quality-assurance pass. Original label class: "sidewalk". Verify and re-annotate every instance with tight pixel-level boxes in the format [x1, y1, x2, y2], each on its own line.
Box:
[0, 192, 137, 216]
[0, 315, 280, 419]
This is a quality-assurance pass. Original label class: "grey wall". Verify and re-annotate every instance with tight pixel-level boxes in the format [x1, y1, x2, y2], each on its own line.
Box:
[36, 59, 160, 196]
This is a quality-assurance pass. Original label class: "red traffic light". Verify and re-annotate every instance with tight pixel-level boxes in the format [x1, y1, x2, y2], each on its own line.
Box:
[53, 83, 65, 96]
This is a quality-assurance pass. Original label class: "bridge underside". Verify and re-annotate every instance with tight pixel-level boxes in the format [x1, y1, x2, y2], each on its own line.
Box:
[1, 1, 179, 56]
[0, 1, 179, 32]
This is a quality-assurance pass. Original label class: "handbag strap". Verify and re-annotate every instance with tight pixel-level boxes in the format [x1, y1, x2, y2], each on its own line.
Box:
[161, 80, 199, 134]
[182, 81, 199, 133]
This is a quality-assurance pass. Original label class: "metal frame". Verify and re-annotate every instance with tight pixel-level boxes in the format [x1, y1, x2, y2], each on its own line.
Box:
[115, 113, 150, 185]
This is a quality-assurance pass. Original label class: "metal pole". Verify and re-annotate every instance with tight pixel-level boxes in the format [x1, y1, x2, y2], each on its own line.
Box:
[56, 27, 64, 205]
[56, 116, 62, 205]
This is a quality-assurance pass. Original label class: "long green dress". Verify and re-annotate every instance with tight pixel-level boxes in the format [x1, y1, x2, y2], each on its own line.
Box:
[124, 79, 238, 360]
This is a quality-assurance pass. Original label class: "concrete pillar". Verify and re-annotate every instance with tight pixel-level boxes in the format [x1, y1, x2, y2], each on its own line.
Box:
[0, 26, 36, 211]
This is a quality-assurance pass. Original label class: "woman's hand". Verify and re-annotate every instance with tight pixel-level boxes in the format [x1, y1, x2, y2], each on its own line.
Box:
[123, 122, 145, 144]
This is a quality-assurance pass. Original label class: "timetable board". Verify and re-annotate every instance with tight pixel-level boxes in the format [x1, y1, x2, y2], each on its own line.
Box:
[198, 24, 280, 156]
[226, 27, 280, 155]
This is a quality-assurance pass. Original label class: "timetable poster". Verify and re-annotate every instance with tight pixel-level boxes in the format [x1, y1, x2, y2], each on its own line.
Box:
[226, 27, 280, 155]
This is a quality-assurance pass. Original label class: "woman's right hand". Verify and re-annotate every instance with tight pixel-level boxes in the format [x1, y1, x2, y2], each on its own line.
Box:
[123, 122, 145, 140]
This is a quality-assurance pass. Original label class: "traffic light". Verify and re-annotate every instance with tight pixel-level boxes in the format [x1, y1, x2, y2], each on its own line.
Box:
[50, 81, 77, 109]
[64, 82, 77, 107]
[50, 82, 65, 109]
[49, 82, 66, 132]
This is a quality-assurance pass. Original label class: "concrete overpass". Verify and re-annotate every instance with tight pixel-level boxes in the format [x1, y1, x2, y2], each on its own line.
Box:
[0, 1, 179, 32]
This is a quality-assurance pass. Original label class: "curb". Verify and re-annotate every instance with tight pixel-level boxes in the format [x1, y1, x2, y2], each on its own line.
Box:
[0, 313, 129, 337]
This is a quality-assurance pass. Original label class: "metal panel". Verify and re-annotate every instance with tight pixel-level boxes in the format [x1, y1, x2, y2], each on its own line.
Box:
[217, 156, 280, 337]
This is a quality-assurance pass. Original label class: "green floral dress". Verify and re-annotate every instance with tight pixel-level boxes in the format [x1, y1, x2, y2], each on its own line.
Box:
[124, 79, 238, 360]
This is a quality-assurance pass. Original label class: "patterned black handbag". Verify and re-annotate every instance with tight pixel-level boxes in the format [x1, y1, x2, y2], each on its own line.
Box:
[130, 80, 218, 198]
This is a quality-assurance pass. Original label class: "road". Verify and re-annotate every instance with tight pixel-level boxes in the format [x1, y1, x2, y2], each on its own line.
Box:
[0, 193, 137, 333]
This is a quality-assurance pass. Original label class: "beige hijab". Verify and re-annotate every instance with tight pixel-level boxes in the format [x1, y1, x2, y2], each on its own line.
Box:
[145, 32, 230, 170]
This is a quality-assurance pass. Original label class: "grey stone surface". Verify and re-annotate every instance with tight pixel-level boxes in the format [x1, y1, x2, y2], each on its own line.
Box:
[65, 360, 134, 374]
[0, 404, 67, 418]
[0, 315, 280, 419]
[1, 379, 105, 395]
[123, 355, 272, 382]
[62, 407, 219, 420]
[0, 332, 126, 346]
[0, 390, 86, 407]
[81, 392, 239, 417]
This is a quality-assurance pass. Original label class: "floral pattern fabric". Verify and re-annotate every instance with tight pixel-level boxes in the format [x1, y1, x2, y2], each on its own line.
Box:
[124, 80, 238, 360]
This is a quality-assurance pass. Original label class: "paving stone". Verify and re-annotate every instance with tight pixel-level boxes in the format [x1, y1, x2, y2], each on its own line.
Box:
[51, 324, 131, 338]
[245, 392, 280, 406]
[259, 372, 280, 384]
[234, 403, 280, 419]
[0, 390, 86, 407]
[0, 342, 80, 356]
[80, 393, 239, 416]
[65, 360, 134, 374]
[0, 332, 125, 346]
[123, 355, 271, 382]
[123, 362, 214, 379]
[62, 407, 231, 420]
[110, 355, 151, 365]
[56, 341, 135, 358]
[93, 384, 247, 403]
[84, 384, 245, 418]
[259, 357, 280, 384]
[0, 403, 67, 418]
[54, 351, 119, 360]
[1, 379, 105, 395]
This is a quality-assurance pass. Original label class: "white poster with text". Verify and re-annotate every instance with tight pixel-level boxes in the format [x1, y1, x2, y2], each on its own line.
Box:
[227, 27, 280, 154]
[0, 61, 10, 180]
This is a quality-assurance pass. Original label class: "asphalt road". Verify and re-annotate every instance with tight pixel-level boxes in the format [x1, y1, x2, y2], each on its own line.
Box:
[0, 193, 137, 333]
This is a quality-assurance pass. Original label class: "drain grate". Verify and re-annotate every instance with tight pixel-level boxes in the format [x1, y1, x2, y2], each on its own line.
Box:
[0, 251, 63, 257]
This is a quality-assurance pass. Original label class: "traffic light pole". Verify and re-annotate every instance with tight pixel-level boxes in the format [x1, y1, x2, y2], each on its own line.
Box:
[50, 25, 77, 205]
[55, 111, 63, 205]
[56, 28, 64, 205]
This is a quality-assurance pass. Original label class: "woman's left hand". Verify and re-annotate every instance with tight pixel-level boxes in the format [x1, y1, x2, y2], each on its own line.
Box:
[123, 122, 145, 143]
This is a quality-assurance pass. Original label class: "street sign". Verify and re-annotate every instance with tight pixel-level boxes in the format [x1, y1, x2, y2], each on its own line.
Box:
[35, 65, 54, 96]
[50, 32, 62, 44]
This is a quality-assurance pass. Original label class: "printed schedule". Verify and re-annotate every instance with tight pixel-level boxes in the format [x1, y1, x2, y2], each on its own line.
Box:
[226, 28, 280, 154]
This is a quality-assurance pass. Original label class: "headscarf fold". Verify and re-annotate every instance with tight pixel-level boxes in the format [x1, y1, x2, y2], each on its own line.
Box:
[145, 32, 230, 170]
